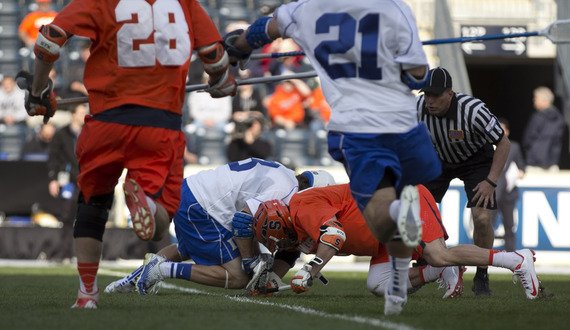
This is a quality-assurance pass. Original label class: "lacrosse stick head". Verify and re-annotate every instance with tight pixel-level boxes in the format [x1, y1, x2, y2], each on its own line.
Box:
[544, 19, 570, 43]
[253, 200, 298, 253]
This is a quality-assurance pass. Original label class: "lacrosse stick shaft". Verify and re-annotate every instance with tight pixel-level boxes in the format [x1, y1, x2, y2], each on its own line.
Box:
[249, 32, 540, 59]
[248, 19, 569, 60]
[56, 71, 318, 107]
[265, 285, 292, 293]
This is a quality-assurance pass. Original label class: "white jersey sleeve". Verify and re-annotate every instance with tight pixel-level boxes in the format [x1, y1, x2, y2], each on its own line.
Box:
[274, 0, 427, 134]
[185, 158, 299, 230]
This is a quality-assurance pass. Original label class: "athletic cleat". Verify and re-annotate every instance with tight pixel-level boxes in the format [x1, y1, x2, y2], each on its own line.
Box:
[397, 185, 422, 248]
[105, 266, 143, 293]
[105, 277, 136, 294]
[244, 254, 272, 293]
[71, 289, 99, 309]
[124, 178, 155, 241]
[136, 253, 166, 295]
[512, 249, 540, 299]
[472, 273, 493, 296]
[437, 266, 465, 298]
[384, 291, 407, 316]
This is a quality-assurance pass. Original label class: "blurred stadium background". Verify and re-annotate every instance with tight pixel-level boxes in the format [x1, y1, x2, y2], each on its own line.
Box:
[0, 0, 569, 270]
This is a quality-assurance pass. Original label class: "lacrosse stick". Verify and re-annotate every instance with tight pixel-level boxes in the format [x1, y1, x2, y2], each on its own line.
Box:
[249, 19, 570, 60]
[56, 71, 318, 107]
[259, 285, 292, 294]
[260, 271, 328, 293]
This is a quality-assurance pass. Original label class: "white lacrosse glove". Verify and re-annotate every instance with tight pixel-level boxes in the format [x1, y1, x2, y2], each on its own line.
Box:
[291, 263, 313, 293]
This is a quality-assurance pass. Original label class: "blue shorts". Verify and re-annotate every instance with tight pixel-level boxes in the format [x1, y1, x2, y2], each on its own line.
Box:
[327, 123, 441, 211]
[173, 183, 240, 265]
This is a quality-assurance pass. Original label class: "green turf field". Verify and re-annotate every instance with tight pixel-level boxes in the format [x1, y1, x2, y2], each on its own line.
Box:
[0, 266, 567, 330]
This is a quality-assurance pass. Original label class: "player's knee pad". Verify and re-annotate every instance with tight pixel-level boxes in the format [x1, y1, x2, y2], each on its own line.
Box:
[34, 24, 67, 62]
[198, 42, 229, 76]
[73, 192, 114, 241]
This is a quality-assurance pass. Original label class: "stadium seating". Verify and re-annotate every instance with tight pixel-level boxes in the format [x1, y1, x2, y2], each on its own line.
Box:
[272, 128, 314, 167]
[193, 127, 229, 165]
[0, 124, 27, 161]
[0, 0, 21, 77]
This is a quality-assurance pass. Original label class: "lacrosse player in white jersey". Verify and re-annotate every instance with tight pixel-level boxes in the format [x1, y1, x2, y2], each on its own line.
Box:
[224, 0, 442, 315]
[105, 158, 336, 295]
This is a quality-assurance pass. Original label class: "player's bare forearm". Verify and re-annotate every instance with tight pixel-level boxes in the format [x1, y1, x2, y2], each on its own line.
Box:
[31, 60, 54, 96]
[405, 65, 427, 79]
[310, 243, 337, 277]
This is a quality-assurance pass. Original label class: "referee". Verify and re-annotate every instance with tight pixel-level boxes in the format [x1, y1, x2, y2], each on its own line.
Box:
[417, 67, 510, 296]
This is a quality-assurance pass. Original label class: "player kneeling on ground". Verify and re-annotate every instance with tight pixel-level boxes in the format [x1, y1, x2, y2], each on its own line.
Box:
[243, 184, 542, 301]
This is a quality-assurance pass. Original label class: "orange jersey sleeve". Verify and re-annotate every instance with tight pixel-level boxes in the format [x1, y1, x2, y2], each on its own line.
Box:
[51, 0, 221, 115]
[289, 184, 379, 257]
[18, 11, 58, 41]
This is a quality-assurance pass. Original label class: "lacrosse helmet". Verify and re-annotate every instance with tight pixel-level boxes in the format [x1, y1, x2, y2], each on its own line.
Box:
[253, 200, 298, 252]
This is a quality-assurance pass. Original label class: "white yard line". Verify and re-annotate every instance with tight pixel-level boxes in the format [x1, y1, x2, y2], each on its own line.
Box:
[97, 269, 419, 330]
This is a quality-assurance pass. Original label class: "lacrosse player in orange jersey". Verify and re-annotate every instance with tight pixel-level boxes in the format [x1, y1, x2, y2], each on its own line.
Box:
[19, 0, 237, 309]
[248, 184, 540, 302]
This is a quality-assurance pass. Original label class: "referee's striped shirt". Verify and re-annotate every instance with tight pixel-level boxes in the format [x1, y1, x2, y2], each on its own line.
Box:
[417, 93, 504, 164]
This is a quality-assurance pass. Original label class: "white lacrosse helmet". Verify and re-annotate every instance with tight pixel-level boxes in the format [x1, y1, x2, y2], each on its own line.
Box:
[301, 170, 336, 188]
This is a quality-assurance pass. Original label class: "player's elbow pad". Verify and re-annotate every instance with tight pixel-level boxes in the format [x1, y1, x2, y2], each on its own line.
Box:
[319, 224, 346, 251]
[401, 66, 430, 90]
[34, 24, 67, 63]
[198, 42, 230, 77]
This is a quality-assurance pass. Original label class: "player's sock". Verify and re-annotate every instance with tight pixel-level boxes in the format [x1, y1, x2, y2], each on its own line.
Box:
[162, 262, 192, 280]
[387, 256, 411, 298]
[145, 196, 157, 215]
[419, 265, 445, 283]
[475, 266, 488, 279]
[490, 250, 523, 270]
[388, 200, 401, 222]
[78, 262, 99, 294]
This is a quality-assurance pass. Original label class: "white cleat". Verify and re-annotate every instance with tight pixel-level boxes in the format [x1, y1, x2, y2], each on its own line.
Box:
[512, 249, 540, 299]
[105, 266, 143, 293]
[437, 266, 465, 299]
[105, 278, 136, 294]
[384, 291, 407, 316]
[136, 253, 166, 295]
[397, 185, 422, 248]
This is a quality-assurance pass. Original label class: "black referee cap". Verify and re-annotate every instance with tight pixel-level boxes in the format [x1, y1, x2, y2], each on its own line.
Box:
[421, 67, 452, 94]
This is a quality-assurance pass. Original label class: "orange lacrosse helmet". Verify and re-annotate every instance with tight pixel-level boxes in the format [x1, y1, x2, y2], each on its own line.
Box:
[253, 200, 298, 252]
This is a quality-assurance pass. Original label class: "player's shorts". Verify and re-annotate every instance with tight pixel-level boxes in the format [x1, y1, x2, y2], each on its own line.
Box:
[76, 115, 185, 216]
[173, 183, 240, 266]
[424, 146, 497, 209]
[370, 185, 448, 265]
[327, 123, 441, 211]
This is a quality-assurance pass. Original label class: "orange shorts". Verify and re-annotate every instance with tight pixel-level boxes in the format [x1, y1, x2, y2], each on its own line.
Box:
[76, 116, 185, 217]
[370, 185, 448, 265]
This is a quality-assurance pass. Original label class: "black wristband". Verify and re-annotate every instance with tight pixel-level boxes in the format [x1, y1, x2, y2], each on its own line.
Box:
[485, 178, 497, 188]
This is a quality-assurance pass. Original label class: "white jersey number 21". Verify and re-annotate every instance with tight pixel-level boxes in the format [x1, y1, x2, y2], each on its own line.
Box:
[314, 13, 382, 80]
